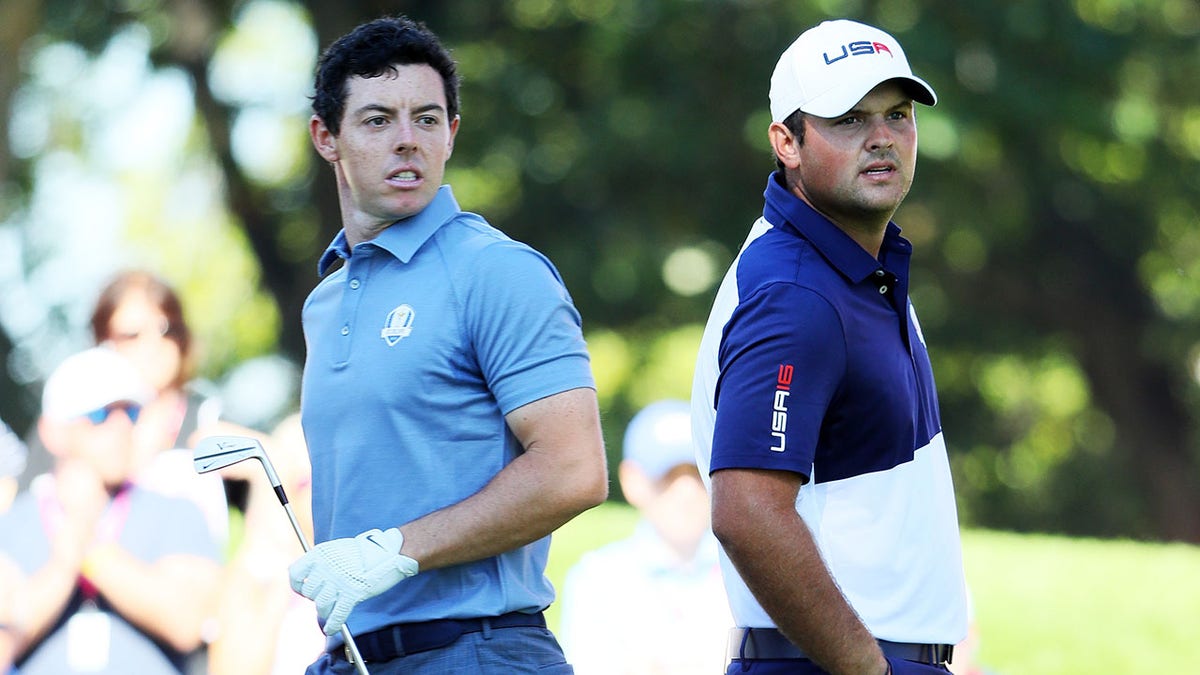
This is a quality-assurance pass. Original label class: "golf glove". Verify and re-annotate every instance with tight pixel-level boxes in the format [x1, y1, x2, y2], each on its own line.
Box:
[288, 527, 419, 635]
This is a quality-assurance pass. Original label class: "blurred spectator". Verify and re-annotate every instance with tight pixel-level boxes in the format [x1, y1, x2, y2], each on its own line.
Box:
[89, 270, 218, 466]
[89, 269, 233, 545]
[0, 552, 24, 670]
[560, 400, 732, 674]
[0, 419, 26, 513]
[207, 413, 324, 675]
[0, 346, 222, 674]
[0, 422, 24, 668]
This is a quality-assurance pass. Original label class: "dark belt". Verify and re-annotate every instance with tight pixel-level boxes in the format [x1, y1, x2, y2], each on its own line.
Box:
[334, 611, 546, 663]
[728, 628, 953, 665]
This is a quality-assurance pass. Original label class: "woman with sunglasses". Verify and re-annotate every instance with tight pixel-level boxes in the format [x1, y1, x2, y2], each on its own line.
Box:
[89, 271, 219, 467]
[88, 270, 233, 547]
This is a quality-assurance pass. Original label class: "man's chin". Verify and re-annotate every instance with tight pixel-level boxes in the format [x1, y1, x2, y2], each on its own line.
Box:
[381, 195, 437, 222]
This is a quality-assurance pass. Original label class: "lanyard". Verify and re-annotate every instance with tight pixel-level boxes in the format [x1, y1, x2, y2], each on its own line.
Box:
[34, 477, 133, 600]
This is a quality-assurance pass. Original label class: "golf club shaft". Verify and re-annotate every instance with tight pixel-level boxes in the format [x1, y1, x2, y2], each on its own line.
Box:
[282, 499, 371, 675]
[193, 437, 372, 675]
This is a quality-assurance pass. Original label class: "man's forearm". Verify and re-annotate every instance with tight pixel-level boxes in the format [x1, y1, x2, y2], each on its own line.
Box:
[86, 546, 220, 652]
[711, 468, 887, 675]
[725, 519, 884, 674]
[9, 544, 84, 654]
[400, 434, 607, 570]
[400, 387, 608, 571]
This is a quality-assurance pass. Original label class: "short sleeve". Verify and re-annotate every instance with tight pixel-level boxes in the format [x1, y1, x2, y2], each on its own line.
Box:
[461, 240, 593, 414]
[711, 282, 846, 480]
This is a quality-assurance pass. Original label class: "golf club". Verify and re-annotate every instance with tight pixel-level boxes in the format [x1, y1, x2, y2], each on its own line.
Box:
[194, 435, 370, 675]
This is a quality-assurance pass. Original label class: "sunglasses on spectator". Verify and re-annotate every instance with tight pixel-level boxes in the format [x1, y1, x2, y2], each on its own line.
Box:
[108, 317, 172, 344]
[83, 403, 142, 425]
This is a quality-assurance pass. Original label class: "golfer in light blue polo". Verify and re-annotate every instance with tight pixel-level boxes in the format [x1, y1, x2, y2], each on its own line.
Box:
[288, 15, 608, 675]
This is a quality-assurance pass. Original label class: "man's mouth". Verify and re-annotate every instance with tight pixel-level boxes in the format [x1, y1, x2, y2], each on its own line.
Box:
[390, 170, 419, 183]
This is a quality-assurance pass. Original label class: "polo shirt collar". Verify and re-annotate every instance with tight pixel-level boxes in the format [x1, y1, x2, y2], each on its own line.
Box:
[761, 172, 911, 284]
[318, 185, 462, 275]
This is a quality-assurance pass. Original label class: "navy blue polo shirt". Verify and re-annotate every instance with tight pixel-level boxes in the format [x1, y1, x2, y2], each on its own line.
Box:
[691, 173, 967, 642]
[710, 173, 939, 483]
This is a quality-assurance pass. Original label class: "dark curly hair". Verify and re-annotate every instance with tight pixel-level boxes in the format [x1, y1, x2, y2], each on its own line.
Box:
[312, 15, 460, 136]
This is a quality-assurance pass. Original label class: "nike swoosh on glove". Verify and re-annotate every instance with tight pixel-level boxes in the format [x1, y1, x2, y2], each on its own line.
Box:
[288, 527, 420, 635]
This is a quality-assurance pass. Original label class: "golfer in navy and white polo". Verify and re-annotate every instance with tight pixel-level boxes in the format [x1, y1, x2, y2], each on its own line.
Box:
[692, 19, 968, 675]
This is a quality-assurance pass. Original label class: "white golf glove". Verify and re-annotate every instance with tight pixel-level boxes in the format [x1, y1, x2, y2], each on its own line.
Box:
[288, 527, 419, 635]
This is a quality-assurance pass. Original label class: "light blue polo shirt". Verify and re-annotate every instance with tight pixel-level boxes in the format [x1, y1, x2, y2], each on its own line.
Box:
[692, 173, 967, 645]
[300, 186, 594, 635]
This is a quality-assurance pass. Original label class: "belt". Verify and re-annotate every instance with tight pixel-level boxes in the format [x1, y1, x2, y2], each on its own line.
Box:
[728, 628, 953, 665]
[335, 611, 546, 663]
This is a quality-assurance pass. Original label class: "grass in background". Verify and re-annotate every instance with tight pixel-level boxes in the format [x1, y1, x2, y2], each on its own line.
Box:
[547, 506, 1200, 674]
[963, 529, 1200, 674]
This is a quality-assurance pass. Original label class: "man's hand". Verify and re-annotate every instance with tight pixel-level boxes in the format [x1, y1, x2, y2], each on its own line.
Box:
[288, 527, 419, 635]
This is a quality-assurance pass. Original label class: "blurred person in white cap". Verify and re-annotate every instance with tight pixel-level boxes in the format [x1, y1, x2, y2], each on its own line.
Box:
[560, 399, 731, 674]
[692, 18, 967, 675]
[0, 346, 222, 675]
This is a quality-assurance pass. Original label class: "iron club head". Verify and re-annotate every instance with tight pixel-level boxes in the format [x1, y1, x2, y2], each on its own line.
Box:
[195, 438, 369, 672]
[193, 435, 283, 489]
[192, 436, 371, 666]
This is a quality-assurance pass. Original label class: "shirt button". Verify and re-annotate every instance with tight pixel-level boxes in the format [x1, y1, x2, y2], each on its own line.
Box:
[879, 285, 889, 294]
[349, 279, 361, 290]
[340, 326, 350, 336]
[875, 270, 885, 277]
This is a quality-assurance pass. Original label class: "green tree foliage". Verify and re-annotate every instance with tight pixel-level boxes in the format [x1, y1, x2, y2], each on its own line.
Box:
[1, 0, 1198, 541]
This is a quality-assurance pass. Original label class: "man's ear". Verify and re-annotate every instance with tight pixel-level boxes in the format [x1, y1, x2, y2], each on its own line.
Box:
[768, 121, 802, 170]
[38, 417, 67, 458]
[310, 115, 339, 163]
[444, 114, 460, 160]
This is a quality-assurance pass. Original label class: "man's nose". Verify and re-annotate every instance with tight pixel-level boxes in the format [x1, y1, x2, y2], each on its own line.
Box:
[865, 117, 896, 151]
[393, 120, 416, 153]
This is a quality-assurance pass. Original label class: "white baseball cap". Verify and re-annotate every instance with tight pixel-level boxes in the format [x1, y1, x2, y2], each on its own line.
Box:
[41, 347, 151, 422]
[623, 399, 695, 481]
[770, 19, 937, 121]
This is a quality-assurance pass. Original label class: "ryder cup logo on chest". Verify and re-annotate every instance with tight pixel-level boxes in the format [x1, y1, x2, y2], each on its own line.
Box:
[381, 304, 415, 346]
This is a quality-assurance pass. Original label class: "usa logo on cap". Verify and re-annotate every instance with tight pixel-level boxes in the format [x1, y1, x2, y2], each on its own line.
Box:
[822, 40, 894, 65]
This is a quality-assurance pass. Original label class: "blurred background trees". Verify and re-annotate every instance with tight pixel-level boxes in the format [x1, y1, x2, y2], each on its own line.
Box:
[1, 0, 1198, 542]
